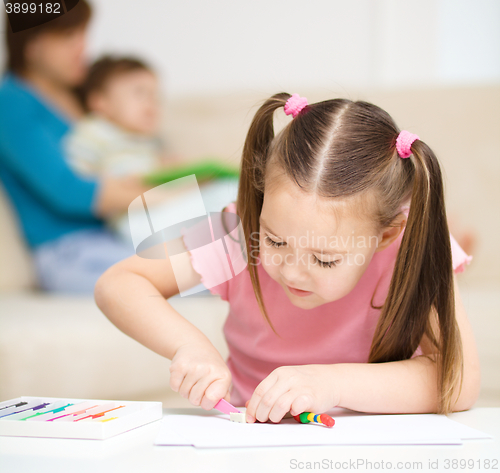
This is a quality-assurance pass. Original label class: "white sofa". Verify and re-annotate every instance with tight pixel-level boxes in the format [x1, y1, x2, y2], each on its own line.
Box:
[0, 292, 229, 406]
[1, 87, 499, 407]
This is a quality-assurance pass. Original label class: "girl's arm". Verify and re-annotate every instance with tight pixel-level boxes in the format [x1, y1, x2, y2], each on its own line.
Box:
[333, 274, 481, 414]
[245, 274, 481, 422]
[94, 237, 232, 409]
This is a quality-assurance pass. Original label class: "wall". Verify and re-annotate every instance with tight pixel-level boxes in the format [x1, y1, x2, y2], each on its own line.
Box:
[3, 0, 498, 95]
[85, 0, 500, 96]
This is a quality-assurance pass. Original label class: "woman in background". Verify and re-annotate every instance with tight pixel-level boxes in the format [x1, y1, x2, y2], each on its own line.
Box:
[0, 1, 148, 293]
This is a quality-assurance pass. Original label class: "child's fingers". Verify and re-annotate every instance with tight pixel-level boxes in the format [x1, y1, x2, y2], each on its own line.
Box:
[254, 381, 290, 423]
[169, 369, 187, 393]
[177, 363, 220, 399]
[188, 375, 219, 406]
[267, 391, 296, 423]
[245, 373, 279, 423]
[200, 379, 230, 411]
[290, 394, 314, 417]
[177, 370, 201, 399]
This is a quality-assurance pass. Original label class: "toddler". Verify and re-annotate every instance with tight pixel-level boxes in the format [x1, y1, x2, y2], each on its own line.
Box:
[65, 55, 199, 241]
[66, 55, 165, 178]
[95, 93, 480, 422]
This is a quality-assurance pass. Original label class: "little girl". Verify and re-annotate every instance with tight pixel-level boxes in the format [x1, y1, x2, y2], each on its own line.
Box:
[95, 93, 480, 423]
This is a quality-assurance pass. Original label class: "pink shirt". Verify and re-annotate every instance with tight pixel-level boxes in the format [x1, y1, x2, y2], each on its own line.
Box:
[180, 202, 472, 406]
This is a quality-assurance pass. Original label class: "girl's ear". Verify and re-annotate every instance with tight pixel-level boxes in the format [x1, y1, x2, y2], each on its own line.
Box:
[375, 214, 407, 252]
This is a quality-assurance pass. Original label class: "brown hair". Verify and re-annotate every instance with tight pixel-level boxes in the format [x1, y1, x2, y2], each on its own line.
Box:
[5, 0, 92, 75]
[78, 56, 152, 111]
[236, 92, 463, 415]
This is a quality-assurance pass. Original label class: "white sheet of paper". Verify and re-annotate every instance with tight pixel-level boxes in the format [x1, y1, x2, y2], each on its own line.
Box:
[154, 409, 492, 448]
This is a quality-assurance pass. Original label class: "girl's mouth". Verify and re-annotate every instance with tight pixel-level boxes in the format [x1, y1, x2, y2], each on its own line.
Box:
[286, 285, 313, 297]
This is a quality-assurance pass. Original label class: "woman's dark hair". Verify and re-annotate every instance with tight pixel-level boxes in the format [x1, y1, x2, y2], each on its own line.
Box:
[5, 0, 92, 74]
[236, 92, 463, 415]
[78, 55, 152, 111]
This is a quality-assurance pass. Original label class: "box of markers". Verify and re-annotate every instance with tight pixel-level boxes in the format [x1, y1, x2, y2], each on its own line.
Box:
[0, 396, 163, 440]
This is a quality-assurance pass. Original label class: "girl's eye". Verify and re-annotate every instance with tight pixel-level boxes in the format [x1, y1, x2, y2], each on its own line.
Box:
[265, 236, 338, 269]
[265, 236, 284, 248]
[313, 256, 338, 269]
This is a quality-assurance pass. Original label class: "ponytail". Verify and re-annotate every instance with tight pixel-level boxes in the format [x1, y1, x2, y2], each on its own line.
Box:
[236, 93, 291, 334]
[368, 140, 464, 414]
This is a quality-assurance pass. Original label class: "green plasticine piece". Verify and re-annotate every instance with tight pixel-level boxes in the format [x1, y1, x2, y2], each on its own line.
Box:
[299, 412, 311, 423]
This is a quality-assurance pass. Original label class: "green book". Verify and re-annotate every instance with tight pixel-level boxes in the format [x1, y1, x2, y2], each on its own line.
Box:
[143, 158, 240, 186]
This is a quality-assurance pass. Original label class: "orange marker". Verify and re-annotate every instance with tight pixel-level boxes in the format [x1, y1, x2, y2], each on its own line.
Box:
[74, 405, 125, 421]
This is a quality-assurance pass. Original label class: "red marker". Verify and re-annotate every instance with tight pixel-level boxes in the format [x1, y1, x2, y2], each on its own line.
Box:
[293, 412, 335, 428]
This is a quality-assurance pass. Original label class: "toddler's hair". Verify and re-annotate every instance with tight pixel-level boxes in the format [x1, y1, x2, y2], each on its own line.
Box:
[78, 55, 153, 111]
[236, 92, 463, 415]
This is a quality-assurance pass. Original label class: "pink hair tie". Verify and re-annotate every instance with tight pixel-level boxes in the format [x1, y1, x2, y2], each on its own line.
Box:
[284, 94, 308, 118]
[396, 130, 420, 158]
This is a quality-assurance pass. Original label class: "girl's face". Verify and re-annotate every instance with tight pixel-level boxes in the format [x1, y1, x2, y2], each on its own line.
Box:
[258, 176, 385, 310]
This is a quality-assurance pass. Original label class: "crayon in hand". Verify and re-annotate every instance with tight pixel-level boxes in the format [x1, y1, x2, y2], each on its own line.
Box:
[293, 412, 335, 428]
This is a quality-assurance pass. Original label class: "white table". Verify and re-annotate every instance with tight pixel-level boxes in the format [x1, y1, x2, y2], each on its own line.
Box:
[1, 407, 498, 473]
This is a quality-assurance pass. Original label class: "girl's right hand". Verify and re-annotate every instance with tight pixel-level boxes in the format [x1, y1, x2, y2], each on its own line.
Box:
[169, 342, 232, 410]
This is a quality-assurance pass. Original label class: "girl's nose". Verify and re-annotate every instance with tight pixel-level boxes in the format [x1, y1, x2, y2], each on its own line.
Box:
[279, 249, 308, 282]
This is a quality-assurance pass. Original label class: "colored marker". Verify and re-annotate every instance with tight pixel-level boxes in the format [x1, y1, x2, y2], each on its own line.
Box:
[20, 403, 74, 421]
[0, 401, 27, 411]
[100, 417, 118, 423]
[74, 405, 126, 421]
[293, 412, 335, 428]
[47, 404, 99, 422]
[0, 402, 50, 419]
[214, 399, 240, 415]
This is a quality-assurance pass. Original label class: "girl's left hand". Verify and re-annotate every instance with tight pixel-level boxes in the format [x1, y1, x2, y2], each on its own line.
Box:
[245, 365, 341, 423]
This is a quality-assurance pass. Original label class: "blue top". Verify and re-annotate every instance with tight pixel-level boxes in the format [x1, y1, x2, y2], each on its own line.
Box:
[0, 73, 103, 248]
